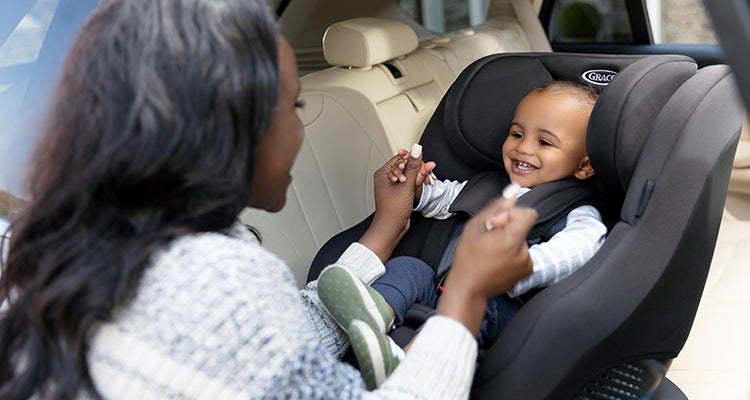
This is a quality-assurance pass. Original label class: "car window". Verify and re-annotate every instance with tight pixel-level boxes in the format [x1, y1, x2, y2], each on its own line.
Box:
[545, 0, 634, 44]
[645, 0, 717, 44]
[0, 0, 100, 217]
[545, 0, 718, 45]
[398, 0, 489, 34]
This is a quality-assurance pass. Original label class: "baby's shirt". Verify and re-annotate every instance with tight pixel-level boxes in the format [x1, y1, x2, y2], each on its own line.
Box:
[414, 179, 607, 298]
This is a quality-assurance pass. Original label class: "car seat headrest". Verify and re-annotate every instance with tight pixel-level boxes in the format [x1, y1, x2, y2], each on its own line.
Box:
[586, 55, 697, 199]
[419, 53, 693, 184]
[322, 17, 418, 68]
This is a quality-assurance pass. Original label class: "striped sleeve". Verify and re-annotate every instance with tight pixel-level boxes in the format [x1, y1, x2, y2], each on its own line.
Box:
[507, 205, 607, 298]
[414, 179, 467, 220]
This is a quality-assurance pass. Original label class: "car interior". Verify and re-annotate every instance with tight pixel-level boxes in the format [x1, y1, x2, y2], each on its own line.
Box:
[1, 0, 748, 398]
[239, 0, 750, 398]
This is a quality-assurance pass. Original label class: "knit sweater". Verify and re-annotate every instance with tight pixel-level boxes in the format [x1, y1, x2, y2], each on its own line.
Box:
[86, 222, 478, 399]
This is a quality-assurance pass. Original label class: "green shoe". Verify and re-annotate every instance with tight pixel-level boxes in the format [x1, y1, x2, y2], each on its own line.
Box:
[317, 265, 394, 335]
[348, 319, 400, 390]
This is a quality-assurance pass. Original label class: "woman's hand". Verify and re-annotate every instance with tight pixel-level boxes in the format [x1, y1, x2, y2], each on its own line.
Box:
[436, 197, 537, 336]
[386, 149, 436, 206]
[359, 146, 423, 263]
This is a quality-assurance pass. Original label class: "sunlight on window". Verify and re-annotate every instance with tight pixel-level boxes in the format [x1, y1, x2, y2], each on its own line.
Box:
[0, 0, 60, 70]
[646, 0, 717, 44]
[0, 0, 60, 199]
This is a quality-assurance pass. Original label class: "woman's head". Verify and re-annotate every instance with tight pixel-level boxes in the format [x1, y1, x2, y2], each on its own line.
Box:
[1, 0, 284, 398]
[248, 38, 305, 212]
[30, 0, 278, 234]
[29, 0, 281, 231]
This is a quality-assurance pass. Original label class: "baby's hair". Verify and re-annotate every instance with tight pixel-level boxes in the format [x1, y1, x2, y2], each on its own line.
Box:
[533, 81, 601, 109]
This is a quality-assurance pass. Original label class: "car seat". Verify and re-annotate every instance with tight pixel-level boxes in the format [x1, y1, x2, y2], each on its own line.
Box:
[308, 52, 743, 399]
[470, 62, 743, 399]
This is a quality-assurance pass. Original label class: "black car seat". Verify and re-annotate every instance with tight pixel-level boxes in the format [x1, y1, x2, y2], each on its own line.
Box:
[308, 53, 743, 399]
[471, 63, 743, 399]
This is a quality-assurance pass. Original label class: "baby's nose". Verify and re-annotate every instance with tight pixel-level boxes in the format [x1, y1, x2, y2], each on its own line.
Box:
[514, 139, 534, 155]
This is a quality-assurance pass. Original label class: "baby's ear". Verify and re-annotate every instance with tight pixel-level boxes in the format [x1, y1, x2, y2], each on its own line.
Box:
[574, 157, 595, 180]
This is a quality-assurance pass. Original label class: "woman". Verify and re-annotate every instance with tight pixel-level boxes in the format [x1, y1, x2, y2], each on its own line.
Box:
[0, 0, 535, 398]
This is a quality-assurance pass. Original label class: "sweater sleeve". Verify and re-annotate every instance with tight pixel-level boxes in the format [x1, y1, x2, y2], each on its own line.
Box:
[370, 316, 477, 399]
[507, 205, 607, 298]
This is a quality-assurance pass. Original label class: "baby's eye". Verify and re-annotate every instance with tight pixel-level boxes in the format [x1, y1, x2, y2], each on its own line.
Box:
[539, 139, 552, 146]
[295, 99, 306, 109]
[510, 132, 523, 139]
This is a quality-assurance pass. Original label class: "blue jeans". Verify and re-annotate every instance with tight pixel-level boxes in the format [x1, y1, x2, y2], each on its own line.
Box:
[373, 256, 523, 348]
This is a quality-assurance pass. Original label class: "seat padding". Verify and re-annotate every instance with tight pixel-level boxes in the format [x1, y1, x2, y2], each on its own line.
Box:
[588, 55, 696, 200]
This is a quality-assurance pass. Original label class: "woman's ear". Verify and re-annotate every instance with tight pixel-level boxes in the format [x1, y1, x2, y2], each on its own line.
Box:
[574, 156, 595, 180]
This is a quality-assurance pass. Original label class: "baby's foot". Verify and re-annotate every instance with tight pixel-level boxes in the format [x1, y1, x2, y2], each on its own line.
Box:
[348, 319, 400, 390]
[317, 265, 394, 334]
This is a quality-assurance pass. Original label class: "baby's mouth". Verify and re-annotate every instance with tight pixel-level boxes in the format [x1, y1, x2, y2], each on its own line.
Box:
[512, 160, 538, 174]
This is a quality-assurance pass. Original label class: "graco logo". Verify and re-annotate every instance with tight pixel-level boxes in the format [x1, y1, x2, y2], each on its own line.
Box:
[582, 69, 617, 85]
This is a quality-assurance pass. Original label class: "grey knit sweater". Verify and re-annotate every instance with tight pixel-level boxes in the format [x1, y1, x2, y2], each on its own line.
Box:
[86, 222, 478, 399]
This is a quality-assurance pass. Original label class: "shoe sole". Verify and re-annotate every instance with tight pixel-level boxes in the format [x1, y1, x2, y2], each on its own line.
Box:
[318, 265, 389, 334]
[349, 319, 389, 390]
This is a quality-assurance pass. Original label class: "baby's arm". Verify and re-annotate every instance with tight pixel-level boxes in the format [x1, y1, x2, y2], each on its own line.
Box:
[506, 205, 606, 298]
[414, 179, 467, 220]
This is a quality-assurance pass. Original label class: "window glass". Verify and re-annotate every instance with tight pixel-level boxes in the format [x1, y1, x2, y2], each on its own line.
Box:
[0, 0, 61, 216]
[0, 0, 99, 217]
[645, 0, 717, 44]
[398, 0, 489, 34]
[547, 0, 633, 44]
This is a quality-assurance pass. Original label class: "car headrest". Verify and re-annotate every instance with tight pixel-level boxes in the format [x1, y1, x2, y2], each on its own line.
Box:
[322, 17, 418, 68]
[419, 53, 697, 201]
[587, 55, 697, 200]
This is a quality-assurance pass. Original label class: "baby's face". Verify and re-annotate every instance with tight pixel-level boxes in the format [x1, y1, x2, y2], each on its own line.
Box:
[502, 90, 592, 188]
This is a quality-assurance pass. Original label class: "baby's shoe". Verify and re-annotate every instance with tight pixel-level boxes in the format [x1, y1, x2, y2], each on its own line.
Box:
[348, 319, 400, 390]
[318, 265, 394, 334]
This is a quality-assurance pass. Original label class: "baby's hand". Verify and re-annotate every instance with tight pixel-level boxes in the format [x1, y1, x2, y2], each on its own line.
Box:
[385, 149, 411, 183]
[386, 147, 436, 185]
[385, 145, 437, 204]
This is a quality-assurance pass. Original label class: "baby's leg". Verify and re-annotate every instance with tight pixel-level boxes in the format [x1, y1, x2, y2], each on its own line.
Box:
[372, 256, 436, 328]
[477, 294, 524, 348]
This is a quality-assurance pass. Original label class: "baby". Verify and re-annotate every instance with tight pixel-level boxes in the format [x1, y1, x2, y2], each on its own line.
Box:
[318, 81, 607, 390]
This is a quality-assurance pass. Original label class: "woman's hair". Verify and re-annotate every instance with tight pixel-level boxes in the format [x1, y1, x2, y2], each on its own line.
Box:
[0, 0, 279, 398]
